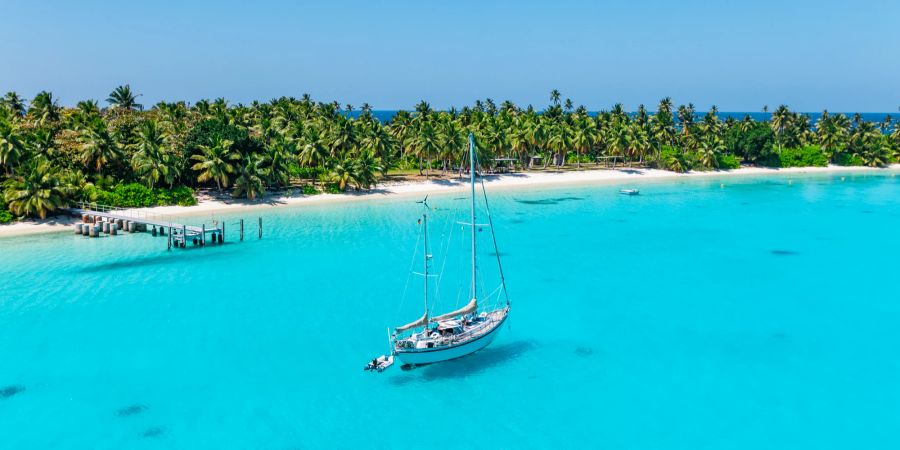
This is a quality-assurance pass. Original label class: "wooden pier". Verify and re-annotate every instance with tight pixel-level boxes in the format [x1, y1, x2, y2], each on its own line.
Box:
[70, 201, 250, 249]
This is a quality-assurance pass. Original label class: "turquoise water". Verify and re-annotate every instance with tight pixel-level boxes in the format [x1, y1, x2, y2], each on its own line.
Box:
[2, 171, 899, 449]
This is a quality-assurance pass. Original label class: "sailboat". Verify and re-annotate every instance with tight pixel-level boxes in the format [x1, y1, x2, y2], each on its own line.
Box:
[389, 133, 510, 367]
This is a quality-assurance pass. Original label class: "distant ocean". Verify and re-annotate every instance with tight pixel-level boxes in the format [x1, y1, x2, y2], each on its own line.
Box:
[350, 111, 897, 124]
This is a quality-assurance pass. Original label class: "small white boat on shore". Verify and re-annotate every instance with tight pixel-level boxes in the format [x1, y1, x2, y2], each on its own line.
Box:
[619, 188, 640, 195]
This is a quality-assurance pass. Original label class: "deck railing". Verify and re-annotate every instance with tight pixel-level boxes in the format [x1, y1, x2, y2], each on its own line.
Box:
[74, 201, 185, 229]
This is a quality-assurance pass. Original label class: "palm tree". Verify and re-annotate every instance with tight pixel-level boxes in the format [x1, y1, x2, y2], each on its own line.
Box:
[817, 113, 850, 161]
[298, 127, 329, 171]
[388, 110, 414, 159]
[1, 92, 27, 117]
[0, 117, 26, 173]
[414, 100, 433, 119]
[698, 135, 725, 169]
[550, 90, 561, 106]
[651, 98, 676, 161]
[29, 91, 60, 126]
[132, 120, 177, 189]
[78, 118, 121, 173]
[233, 153, 268, 199]
[28, 128, 57, 160]
[70, 100, 101, 130]
[264, 137, 294, 187]
[547, 123, 571, 167]
[604, 123, 628, 165]
[107, 85, 143, 110]
[408, 121, 439, 176]
[677, 104, 695, 137]
[3, 157, 69, 218]
[635, 104, 649, 128]
[850, 121, 888, 167]
[629, 125, 652, 164]
[436, 119, 466, 172]
[329, 157, 354, 191]
[191, 138, 239, 190]
[570, 117, 596, 168]
[771, 105, 791, 154]
[891, 121, 900, 146]
[351, 149, 383, 189]
[506, 118, 530, 166]
[327, 117, 358, 159]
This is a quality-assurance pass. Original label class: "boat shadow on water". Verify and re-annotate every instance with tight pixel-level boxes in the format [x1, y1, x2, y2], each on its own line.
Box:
[388, 340, 537, 385]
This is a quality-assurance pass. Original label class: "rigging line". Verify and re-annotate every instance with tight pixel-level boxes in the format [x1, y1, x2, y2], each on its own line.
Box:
[450, 221, 466, 311]
[486, 284, 503, 304]
[429, 198, 456, 314]
[431, 206, 457, 310]
[439, 204, 465, 312]
[396, 220, 423, 317]
[480, 177, 511, 306]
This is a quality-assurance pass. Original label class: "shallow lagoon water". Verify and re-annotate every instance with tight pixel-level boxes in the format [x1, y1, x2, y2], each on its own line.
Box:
[1, 171, 899, 449]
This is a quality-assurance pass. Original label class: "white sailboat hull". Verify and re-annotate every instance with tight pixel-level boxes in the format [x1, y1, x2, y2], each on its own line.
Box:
[395, 314, 507, 366]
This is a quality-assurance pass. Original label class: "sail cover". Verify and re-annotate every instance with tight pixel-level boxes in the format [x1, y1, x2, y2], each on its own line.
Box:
[430, 298, 478, 323]
[396, 313, 428, 333]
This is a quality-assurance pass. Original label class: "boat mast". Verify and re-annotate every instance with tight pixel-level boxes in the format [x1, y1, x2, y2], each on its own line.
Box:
[469, 133, 477, 302]
[422, 213, 429, 328]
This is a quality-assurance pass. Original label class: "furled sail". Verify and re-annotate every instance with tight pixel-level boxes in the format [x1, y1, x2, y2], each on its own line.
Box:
[430, 298, 478, 323]
[396, 313, 428, 333]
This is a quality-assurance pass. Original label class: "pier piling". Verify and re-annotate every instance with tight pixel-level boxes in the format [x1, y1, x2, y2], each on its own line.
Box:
[70, 202, 240, 252]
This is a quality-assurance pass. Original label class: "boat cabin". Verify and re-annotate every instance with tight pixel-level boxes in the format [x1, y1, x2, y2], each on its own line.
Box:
[436, 320, 462, 337]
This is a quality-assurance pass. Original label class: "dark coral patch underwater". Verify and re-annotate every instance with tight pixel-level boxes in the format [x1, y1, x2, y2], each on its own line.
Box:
[1, 385, 25, 399]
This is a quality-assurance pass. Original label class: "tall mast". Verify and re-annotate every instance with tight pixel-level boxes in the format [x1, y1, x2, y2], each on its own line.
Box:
[422, 213, 429, 327]
[469, 133, 477, 301]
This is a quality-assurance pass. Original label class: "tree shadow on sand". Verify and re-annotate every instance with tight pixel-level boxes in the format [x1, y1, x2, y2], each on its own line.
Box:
[388, 340, 537, 385]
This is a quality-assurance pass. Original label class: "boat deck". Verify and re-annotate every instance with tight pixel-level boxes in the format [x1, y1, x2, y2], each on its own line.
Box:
[397, 308, 508, 351]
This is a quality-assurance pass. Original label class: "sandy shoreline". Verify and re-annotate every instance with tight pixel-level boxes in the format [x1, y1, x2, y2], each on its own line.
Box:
[2, 164, 898, 239]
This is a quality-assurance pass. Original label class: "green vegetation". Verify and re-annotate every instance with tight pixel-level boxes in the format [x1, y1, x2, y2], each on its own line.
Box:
[0, 199, 12, 223]
[834, 153, 865, 167]
[1, 88, 898, 221]
[725, 120, 774, 163]
[83, 183, 197, 208]
[716, 153, 742, 170]
[766, 145, 830, 168]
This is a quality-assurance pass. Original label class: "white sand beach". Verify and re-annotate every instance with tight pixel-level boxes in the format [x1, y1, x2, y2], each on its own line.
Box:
[2, 164, 898, 239]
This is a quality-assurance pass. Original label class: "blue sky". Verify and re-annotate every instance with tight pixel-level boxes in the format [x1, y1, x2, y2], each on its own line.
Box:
[1, 0, 898, 111]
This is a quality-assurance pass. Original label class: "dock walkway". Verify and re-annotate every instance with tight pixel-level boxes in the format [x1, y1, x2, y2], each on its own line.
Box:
[71, 201, 225, 248]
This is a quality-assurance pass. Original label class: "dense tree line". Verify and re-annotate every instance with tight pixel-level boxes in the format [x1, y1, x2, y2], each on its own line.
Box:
[2, 87, 899, 221]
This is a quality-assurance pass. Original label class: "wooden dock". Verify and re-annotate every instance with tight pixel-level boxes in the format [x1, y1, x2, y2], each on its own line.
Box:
[70, 201, 234, 249]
